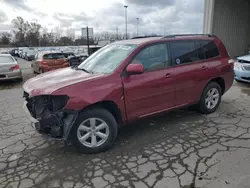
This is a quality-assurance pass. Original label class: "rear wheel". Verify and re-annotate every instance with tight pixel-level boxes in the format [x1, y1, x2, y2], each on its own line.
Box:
[71, 108, 118, 154]
[198, 82, 222, 114]
[16, 77, 23, 82]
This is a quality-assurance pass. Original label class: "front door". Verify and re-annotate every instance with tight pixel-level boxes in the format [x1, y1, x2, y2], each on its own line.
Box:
[122, 43, 175, 120]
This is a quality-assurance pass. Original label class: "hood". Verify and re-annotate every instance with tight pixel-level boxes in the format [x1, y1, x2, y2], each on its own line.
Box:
[237, 54, 250, 62]
[23, 67, 104, 97]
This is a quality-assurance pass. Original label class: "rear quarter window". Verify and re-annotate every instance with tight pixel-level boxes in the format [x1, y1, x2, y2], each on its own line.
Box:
[43, 53, 65, 60]
[199, 40, 220, 59]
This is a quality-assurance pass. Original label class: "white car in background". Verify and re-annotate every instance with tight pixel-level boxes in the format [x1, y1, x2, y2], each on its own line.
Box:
[234, 53, 250, 83]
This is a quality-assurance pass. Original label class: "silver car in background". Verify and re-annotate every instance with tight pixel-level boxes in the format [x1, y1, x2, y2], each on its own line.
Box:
[234, 54, 250, 83]
[0, 54, 23, 81]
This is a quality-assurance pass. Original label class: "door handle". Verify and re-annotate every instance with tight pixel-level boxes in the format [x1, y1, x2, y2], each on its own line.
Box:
[165, 73, 172, 78]
[201, 66, 208, 70]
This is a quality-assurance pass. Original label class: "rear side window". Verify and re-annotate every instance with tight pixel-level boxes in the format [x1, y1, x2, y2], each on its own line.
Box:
[43, 53, 65, 60]
[171, 40, 220, 65]
[171, 41, 200, 65]
[199, 41, 220, 59]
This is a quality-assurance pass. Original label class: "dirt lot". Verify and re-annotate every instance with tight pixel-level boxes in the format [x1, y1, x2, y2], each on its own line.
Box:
[1, 59, 250, 188]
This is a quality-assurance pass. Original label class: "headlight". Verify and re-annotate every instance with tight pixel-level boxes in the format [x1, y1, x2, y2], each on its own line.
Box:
[49, 95, 69, 112]
[234, 62, 243, 70]
[27, 95, 69, 118]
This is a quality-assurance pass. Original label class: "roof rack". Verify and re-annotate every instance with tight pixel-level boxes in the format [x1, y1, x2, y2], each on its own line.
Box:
[131, 35, 163, 39]
[163, 34, 216, 38]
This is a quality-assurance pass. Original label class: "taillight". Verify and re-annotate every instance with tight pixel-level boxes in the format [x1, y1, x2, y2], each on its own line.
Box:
[9, 64, 20, 71]
[40, 61, 48, 65]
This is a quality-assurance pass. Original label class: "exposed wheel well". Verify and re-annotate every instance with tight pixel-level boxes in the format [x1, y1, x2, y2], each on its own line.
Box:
[82, 101, 123, 125]
[210, 77, 225, 94]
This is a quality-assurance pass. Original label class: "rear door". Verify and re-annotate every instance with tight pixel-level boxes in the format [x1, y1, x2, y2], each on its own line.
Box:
[170, 40, 211, 106]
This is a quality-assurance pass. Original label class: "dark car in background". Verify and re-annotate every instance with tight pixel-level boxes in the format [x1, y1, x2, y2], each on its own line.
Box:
[62, 52, 75, 58]
[25, 50, 37, 61]
[74, 48, 88, 59]
[31, 51, 69, 73]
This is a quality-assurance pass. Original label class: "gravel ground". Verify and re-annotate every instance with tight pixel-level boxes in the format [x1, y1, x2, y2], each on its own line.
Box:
[1, 59, 250, 188]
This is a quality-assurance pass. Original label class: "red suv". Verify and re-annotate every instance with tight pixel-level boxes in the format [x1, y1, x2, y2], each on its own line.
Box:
[23, 34, 234, 153]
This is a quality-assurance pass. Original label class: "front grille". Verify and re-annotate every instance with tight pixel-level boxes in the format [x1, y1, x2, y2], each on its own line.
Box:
[0, 74, 6, 78]
[241, 77, 250, 80]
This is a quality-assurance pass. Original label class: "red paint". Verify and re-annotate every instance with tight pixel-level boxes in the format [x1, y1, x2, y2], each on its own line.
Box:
[23, 36, 234, 124]
[126, 64, 144, 74]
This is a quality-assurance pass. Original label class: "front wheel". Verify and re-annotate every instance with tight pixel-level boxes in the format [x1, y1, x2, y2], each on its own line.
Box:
[71, 108, 118, 154]
[198, 82, 222, 114]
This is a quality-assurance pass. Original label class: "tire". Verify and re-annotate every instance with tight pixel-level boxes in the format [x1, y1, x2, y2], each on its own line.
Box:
[71, 108, 118, 154]
[16, 77, 23, 82]
[198, 82, 222, 114]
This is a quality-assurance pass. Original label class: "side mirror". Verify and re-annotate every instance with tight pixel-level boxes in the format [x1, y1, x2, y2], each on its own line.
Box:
[126, 64, 144, 75]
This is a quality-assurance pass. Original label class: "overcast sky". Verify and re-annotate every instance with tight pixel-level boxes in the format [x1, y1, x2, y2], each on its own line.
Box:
[0, 0, 204, 36]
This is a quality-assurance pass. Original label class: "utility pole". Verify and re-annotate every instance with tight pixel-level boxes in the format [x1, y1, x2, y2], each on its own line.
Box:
[86, 26, 90, 56]
[116, 26, 118, 40]
[136, 18, 139, 36]
[124, 5, 128, 39]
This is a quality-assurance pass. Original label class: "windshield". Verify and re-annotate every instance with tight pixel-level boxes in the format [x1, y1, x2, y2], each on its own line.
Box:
[43, 53, 65, 60]
[78, 44, 137, 74]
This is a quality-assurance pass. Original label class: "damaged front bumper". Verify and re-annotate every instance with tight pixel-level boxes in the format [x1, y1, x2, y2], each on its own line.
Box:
[23, 92, 78, 140]
[23, 101, 40, 129]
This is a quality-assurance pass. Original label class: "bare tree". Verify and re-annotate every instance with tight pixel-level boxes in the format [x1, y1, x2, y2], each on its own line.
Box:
[0, 32, 12, 45]
[11, 17, 29, 45]
[52, 26, 63, 40]
[65, 28, 75, 41]
[26, 22, 41, 46]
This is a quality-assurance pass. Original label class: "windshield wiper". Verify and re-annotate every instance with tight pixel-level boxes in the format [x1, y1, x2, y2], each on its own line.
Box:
[75, 67, 92, 74]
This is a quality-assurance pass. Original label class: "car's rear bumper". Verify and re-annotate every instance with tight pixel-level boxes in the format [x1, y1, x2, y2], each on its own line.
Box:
[0, 70, 22, 81]
[234, 69, 250, 83]
[41, 63, 69, 72]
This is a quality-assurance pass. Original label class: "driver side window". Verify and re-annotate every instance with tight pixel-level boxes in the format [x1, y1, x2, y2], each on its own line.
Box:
[133, 43, 168, 72]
